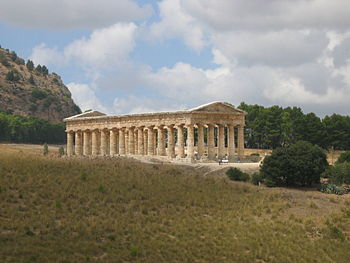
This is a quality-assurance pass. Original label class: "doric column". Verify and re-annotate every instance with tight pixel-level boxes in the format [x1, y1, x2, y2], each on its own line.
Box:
[100, 129, 108, 156]
[75, 130, 83, 156]
[207, 124, 215, 159]
[143, 129, 148, 155]
[119, 128, 125, 155]
[67, 131, 74, 156]
[137, 127, 144, 155]
[110, 129, 117, 156]
[197, 124, 204, 157]
[167, 125, 175, 158]
[187, 124, 194, 158]
[157, 125, 166, 156]
[91, 129, 99, 156]
[147, 126, 155, 155]
[128, 127, 135, 154]
[134, 129, 138, 154]
[238, 125, 245, 159]
[125, 130, 129, 154]
[228, 124, 235, 159]
[218, 124, 225, 159]
[83, 130, 90, 156]
[176, 125, 185, 158]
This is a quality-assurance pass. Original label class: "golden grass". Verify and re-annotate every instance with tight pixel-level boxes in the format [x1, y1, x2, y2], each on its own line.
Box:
[1, 145, 350, 262]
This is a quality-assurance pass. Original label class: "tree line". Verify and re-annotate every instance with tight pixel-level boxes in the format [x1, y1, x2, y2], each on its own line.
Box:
[0, 111, 66, 144]
[238, 102, 350, 150]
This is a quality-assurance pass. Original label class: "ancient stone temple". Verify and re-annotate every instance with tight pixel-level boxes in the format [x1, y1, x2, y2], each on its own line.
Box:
[64, 102, 245, 162]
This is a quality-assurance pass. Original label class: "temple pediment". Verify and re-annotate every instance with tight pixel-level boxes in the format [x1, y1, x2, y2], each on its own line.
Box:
[188, 102, 244, 114]
[64, 110, 106, 120]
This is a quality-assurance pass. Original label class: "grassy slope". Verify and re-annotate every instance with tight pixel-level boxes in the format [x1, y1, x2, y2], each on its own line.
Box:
[1, 149, 350, 262]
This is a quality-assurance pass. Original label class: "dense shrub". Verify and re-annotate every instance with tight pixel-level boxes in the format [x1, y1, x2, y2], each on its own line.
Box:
[0, 111, 66, 144]
[226, 167, 250, 182]
[31, 88, 47, 100]
[251, 172, 264, 185]
[336, 151, 350, 164]
[320, 184, 347, 195]
[322, 162, 350, 185]
[261, 141, 328, 187]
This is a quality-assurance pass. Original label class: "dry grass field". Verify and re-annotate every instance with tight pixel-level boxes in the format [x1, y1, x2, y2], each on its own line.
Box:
[1, 144, 350, 262]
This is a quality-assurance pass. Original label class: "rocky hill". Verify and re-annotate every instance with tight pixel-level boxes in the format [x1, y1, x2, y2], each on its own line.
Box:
[0, 46, 81, 123]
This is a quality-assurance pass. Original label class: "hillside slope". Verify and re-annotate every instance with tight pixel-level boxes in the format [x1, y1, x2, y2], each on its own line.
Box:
[0, 47, 81, 122]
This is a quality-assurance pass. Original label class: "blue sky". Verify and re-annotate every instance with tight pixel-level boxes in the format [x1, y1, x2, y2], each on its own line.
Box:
[1, 0, 350, 116]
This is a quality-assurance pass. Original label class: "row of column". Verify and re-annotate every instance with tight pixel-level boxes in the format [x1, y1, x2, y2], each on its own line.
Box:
[67, 124, 245, 159]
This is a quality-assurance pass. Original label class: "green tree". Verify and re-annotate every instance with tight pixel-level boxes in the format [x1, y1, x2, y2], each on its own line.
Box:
[0, 52, 10, 67]
[261, 141, 328, 187]
[6, 70, 20, 82]
[26, 60, 34, 71]
[28, 75, 35, 85]
[336, 151, 350, 164]
[42, 65, 49, 75]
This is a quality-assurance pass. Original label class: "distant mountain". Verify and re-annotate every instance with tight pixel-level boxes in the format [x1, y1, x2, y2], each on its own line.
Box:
[0, 46, 81, 123]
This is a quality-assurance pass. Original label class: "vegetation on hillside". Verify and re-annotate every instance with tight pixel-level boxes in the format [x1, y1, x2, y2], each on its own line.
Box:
[1, 150, 350, 262]
[260, 141, 328, 187]
[0, 45, 81, 122]
[238, 102, 350, 150]
[0, 111, 65, 144]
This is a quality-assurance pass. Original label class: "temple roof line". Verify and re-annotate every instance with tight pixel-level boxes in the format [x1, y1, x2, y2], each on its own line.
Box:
[64, 101, 246, 122]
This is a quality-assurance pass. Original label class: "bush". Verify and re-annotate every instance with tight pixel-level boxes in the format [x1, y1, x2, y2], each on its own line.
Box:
[320, 183, 346, 195]
[260, 141, 328, 187]
[31, 88, 47, 100]
[336, 151, 350, 164]
[250, 153, 260, 156]
[43, 143, 49, 155]
[226, 167, 250, 182]
[322, 162, 350, 185]
[251, 172, 264, 185]
[6, 70, 21, 82]
[58, 146, 65, 157]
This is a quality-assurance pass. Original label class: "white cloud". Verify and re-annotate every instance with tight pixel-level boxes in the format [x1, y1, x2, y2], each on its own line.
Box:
[67, 82, 109, 113]
[0, 0, 152, 29]
[30, 23, 137, 69]
[150, 0, 206, 50]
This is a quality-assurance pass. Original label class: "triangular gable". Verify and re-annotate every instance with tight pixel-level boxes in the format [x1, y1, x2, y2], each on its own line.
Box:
[188, 102, 244, 114]
[64, 110, 106, 121]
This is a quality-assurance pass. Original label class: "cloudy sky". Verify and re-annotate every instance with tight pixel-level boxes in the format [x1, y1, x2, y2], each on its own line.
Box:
[1, 0, 350, 116]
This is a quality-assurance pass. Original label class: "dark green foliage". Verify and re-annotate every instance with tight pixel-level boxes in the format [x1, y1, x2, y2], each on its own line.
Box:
[251, 172, 264, 185]
[35, 64, 42, 73]
[250, 153, 260, 156]
[261, 141, 328, 187]
[31, 88, 47, 100]
[10, 51, 17, 62]
[0, 112, 66, 144]
[6, 70, 21, 82]
[238, 102, 350, 150]
[28, 75, 35, 85]
[320, 184, 346, 195]
[52, 77, 59, 84]
[43, 143, 49, 155]
[322, 162, 350, 185]
[226, 167, 250, 182]
[0, 52, 10, 66]
[41, 65, 49, 75]
[58, 146, 65, 157]
[336, 152, 350, 164]
[26, 60, 34, 71]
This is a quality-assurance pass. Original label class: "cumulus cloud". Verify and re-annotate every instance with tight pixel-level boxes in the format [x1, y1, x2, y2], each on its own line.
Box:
[0, 0, 152, 29]
[67, 82, 109, 113]
[30, 23, 137, 69]
[150, 0, 206, 50]
[180, 0, 350, 32]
